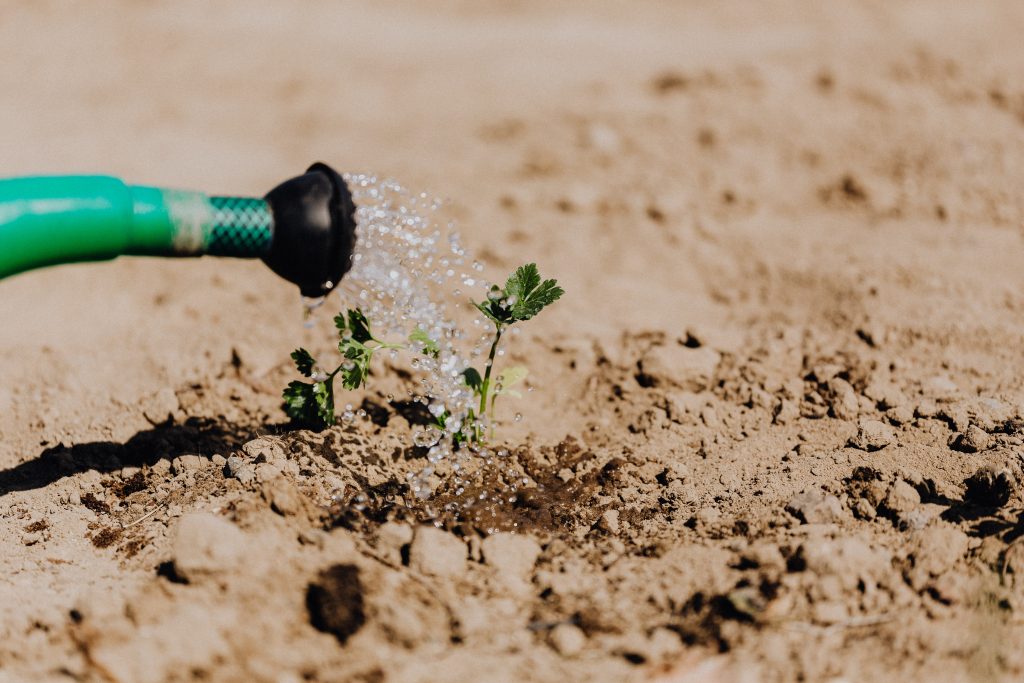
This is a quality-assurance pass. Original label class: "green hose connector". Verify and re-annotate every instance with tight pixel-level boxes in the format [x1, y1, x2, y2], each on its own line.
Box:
[0, 163, 358, 296]
[0, 176, 273, 279]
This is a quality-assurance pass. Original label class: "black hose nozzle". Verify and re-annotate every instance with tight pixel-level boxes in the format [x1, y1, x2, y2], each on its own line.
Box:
[262, 162, 357, 298]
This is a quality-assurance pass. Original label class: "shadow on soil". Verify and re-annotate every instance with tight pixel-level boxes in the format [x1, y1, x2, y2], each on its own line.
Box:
[0, 417, 260, 496]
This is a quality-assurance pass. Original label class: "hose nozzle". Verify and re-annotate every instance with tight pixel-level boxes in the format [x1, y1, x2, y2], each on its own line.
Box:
[263, 162, 357, 298]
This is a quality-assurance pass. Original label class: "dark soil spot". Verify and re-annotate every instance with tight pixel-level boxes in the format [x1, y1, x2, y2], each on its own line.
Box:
[110, 471, 148, 499]
[24, 519, 49, 533]
[652, 71, 689, 94]
[91, 527, 122, 548]
[307, 564, 366, 645]
[81, 493, 110, 514]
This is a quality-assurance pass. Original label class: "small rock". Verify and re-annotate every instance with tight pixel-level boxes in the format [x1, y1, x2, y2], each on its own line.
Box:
[376, 522, 413, 565]
[599, 509, 620, 534]
[786, 491, 843, 524]
[408, 526, 466, 578]
[881, 480, 920, 526]
[22, 532, 41, 546]
[848, 419, 896, 451]
[938, 406, 971, 433]
[912, 526, 969, 578]
[827, 378, 860, 420]
[773, 399, 800, 425]
[150, 459, 171, 477]
[700, 405, 722, 429]
[549, 623, 587, 657]
[255, 462, 283, 483]
[915, 399, 939, 418]
[963, 465, 1014, 507]
[851, 498, 876, 520]
[261, 477, 308, 517]
[949, 425, 990, 453]
[171, 454, 204, 475]
[664, 390, 704, 422]
[481, 533, 541, 579]
[638, 344, 721, 392]
[928, 572, 968, 605]
[142, 388, 179, 425]
[242, 437, 286, 463]
[172, 513, 245, 581]
[225, 456, 256, 486]
[211, 454, 226, 467]
[863, 381, 907, 410]
[886, 405, 914, 426]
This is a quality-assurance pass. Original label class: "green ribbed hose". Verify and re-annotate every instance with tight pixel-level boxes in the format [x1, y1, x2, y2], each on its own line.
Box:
[0, 175, 274, 280]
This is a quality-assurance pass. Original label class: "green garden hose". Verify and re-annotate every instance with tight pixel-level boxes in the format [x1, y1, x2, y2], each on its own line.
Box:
[0, 163, 357, 297]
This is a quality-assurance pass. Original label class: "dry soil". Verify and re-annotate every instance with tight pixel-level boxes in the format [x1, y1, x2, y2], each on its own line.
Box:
[3, 2, 1024, 681]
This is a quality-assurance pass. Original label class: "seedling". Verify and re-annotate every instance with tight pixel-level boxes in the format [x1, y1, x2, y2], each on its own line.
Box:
[283, 263, 563, 445]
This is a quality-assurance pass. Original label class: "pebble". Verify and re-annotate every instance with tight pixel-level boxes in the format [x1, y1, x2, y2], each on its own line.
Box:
[376, 522, 414, 564]
[171, 512, 245, 581]
[848, 419, 896, 451]
[912, 526, 969, 578]
[886, 405, 914, 426]
[881, 480, 921, 527]
[549, 623, 587, 657]
[22, 532, 41, 546]
[599, 509, 620, 534]
[141, 388, 179, 425]
[171, 455, 204, 475]
[261, 477, 307, 517]
[481, 533, 541, 579]
[226, 456, 256, 486]
[408, 526, 467, 578]
[827, 378, 860, 420]
[949, 425, 990, 453]
[242, 437, 286, 463]
[785, 491, 843, 524]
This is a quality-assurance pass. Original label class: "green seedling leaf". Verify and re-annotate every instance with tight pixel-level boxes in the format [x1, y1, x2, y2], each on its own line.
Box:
[494, 365, 528, 397]
[333, 313, 348, 335]
[462, 367, 483, 393]
[283, 380, 335, 426]
[313, 381, 334, 424]
[339, 338, 371, 390]
[505, 263, 564, 322]
[409, 328, 440, 357]
[347, 309, 373, 343]
[291, 348, 317, 377]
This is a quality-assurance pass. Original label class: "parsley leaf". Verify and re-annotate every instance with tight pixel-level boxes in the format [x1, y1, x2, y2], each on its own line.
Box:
[505, 263, 564, 322]
[409, 328, 440, 357]
[462, 367, 483, 393]
[347, 309, 373, 343]
[291, 348, 317, 377]
[283, 380, 335, 426]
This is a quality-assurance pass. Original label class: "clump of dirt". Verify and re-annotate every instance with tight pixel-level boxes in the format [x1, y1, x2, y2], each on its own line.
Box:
[306, 564, 366, 644]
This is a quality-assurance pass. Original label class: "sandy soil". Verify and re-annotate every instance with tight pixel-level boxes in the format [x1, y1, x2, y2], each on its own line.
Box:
[3, 1, 1024, 681]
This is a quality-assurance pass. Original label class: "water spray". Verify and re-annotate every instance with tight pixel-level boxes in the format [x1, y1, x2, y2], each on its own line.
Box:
[0, 162, 356, 297]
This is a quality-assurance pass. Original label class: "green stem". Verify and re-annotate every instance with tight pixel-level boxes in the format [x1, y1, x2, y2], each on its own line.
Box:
[478, 327, 503, 416]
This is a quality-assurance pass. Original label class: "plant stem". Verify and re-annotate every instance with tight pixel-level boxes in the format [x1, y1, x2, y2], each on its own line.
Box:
[478, 326, 503, 416]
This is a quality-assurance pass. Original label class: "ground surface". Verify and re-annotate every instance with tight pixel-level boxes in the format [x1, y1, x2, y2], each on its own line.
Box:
[3, 1, 1024, 681]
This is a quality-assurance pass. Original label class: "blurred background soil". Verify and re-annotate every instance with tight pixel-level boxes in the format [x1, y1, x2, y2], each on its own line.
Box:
[3, 1, 1024, 681]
